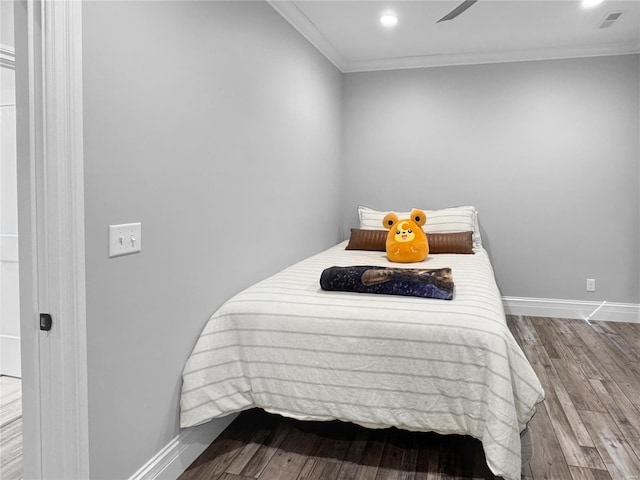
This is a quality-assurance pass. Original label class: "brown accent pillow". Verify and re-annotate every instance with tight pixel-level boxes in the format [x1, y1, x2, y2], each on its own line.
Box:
[345, 229, 474, 254]
[345, 229, 387, 251]
[429, 231, 474, 254]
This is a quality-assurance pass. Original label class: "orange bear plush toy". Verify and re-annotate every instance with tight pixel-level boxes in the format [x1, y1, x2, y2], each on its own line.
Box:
[382, 209, 429, 263]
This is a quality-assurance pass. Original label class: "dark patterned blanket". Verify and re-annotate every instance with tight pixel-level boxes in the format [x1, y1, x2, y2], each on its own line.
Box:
[320, 266, 454, 300]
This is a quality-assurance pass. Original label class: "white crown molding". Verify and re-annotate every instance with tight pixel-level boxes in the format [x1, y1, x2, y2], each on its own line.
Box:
[128, 415, 237, 480]
[266, 0, 347, 71]
[344, 42, 640, 73]
[503, 296, 640, 323]
[267, 2, 640, 73]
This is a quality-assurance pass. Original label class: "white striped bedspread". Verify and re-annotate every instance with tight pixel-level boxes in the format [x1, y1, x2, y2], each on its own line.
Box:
[180, 242, 544, 480]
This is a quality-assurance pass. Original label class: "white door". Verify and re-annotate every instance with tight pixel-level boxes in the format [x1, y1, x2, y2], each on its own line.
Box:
[1, 31, 21, 378]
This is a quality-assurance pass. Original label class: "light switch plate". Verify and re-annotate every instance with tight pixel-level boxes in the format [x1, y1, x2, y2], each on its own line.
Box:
[109, 223, 142, 258]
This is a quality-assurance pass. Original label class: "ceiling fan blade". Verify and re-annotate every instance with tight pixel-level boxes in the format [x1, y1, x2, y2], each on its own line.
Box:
[436, 0, 478, 23]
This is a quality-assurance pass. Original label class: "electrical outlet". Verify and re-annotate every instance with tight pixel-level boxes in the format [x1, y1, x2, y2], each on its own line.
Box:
[586, 278, 596, 292]
[109, 223, 142, 257]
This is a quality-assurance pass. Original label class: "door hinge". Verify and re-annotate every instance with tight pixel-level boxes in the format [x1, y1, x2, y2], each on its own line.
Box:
[40, 313, 52, 331]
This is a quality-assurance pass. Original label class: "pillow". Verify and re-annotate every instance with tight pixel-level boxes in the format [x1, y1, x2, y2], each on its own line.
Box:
[358, 205, 482, 249]
[345, 229, 474, 254]
[429, 231, 474, 254]
[358, 206, 411, 230]
[345, 229, 387, 251]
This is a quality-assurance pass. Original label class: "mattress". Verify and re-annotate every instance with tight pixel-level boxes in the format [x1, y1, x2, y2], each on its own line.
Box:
[180, 242, 544, 480]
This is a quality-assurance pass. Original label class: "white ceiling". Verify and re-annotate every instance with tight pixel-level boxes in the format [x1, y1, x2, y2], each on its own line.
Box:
[267, 0, 640, 72]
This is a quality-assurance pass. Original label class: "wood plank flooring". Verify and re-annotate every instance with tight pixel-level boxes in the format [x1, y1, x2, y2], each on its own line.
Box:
[179, 316, 640, 480]
[0, 375, 22, 480]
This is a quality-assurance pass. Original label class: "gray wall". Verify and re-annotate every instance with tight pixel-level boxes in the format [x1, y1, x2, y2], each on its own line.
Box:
[343, 55, 640, 303]
[82, 2, 342, 478]
[81, 3, 638, 476]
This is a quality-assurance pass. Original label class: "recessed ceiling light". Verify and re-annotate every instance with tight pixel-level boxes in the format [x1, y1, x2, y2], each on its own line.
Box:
[379, 13, 399, 27]
[582, 0, 604, 7]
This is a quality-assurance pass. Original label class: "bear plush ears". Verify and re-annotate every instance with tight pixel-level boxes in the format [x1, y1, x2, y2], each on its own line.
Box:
[382, 209, 429, 263]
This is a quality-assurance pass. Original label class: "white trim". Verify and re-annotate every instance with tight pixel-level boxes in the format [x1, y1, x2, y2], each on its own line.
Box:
[266, 1, 640, 73]
[502, 296, 640, 323]
[344, 43, 640, 73]
[17, 0, 44, 475]
[27, 1, 90, 478]
[129, 415, 237, 480]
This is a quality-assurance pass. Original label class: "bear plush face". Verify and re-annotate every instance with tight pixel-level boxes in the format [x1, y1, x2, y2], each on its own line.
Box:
[382, 209, 429, 263]
[394, 221, 416, 243]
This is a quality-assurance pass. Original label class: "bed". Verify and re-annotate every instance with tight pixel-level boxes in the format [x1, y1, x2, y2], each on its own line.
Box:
[180, 206, 545, 480]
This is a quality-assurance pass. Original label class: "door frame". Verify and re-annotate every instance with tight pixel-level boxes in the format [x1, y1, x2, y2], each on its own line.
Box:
[16, 1, 89, 478]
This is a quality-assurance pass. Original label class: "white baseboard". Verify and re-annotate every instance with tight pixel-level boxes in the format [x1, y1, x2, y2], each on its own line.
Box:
[0, 334, 22, 377]
[502, 296, 640, 323]
[129, 414, 238, 480]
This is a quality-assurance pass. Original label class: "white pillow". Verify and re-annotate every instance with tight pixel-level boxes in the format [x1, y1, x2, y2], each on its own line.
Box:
[357, 205, 482, 249]
[358, 206, 411, 230]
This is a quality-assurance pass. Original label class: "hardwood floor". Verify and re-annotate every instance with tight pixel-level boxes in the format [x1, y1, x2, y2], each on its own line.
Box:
[179, 316, 640, 480]
[0, 375, 22, 480]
